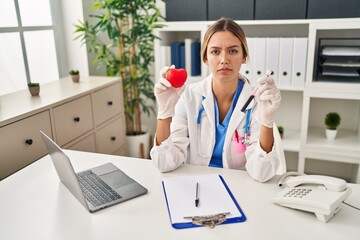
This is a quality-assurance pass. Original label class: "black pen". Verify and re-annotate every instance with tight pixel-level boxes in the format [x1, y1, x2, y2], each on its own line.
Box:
[195, 182, 199, 207]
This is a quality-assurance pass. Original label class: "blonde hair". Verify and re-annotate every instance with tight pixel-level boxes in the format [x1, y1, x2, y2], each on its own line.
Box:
[201, 18, 248, 63]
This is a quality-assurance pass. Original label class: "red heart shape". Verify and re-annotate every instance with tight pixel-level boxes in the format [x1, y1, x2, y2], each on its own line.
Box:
[166, 68, 187, 88]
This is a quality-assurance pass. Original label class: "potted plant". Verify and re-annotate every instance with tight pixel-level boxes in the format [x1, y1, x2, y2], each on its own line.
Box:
[28, 82, 40, 96]
[69, 69, 80, 82]
[277, 125, 284, 139]
[325, 112, 341, 140]
[74, 0, 164, 158]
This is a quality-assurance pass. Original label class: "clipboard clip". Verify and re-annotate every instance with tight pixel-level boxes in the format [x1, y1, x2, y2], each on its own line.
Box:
[184, 212, 230, 228]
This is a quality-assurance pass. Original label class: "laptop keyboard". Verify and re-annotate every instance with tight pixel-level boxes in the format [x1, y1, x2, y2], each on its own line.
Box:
[77, 170, 122, 207]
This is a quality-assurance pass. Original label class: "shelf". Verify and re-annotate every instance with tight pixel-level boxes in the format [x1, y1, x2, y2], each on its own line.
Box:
[304, 84, 360, 99]
[305, 128, 360, 159]
[282, 130, 301, 152]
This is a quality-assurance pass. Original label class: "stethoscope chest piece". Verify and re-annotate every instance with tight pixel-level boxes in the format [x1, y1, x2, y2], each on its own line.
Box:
[241, 134, 250, 145]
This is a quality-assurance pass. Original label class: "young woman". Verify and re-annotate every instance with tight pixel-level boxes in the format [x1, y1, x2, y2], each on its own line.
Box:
[150, 18, 281, 182]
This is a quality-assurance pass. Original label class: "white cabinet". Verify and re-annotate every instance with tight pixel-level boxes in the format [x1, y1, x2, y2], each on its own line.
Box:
[0, 111, 52, 179]
[53, 94, 94, 146]
[0, 76, 126, 180]
[92, 83, 123, 126]
[154, 18, 360, 183]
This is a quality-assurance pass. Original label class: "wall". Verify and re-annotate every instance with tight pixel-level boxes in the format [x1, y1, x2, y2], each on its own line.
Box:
[60, 0, 89, 76]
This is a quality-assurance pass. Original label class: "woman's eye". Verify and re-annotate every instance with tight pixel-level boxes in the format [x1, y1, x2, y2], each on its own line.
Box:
[229, 49, 239, 54]
[210, 50, 220, 55]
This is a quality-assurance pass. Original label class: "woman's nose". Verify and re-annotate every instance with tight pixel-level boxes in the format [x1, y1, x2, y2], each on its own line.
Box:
[220, 52, 229, 65]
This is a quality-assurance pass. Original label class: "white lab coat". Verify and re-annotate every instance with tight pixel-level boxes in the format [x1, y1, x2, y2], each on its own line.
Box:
[150, 74, 279, 182]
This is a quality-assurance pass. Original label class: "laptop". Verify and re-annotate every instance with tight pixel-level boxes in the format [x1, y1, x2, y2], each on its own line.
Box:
[40, 131, 148, 213]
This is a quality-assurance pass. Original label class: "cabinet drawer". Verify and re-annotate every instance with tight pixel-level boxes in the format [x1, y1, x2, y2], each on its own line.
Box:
[166, 0, 207, 21]
[96, 116, 125, 154]
[208, 0, 254, 20]
[93, 83, 123, 126]
[67, 134, 96, 153]
[0, 111, 52, 179]
[53, 95, 94, 146]
[255, 0, 306, 20]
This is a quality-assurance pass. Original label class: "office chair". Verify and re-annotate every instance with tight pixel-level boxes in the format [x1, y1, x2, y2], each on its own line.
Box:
[273, 123, 287, 175]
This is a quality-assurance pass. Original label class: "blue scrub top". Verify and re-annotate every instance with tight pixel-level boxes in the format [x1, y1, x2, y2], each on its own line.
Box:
[209, 80, 244, 168]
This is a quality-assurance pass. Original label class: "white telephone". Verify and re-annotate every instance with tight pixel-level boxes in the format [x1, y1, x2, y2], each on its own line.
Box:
[271, 172, 352, 222]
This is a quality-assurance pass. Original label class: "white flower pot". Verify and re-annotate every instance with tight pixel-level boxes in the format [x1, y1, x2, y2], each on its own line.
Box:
[125, 126, 150, 159]
[325, 129, 337, 141]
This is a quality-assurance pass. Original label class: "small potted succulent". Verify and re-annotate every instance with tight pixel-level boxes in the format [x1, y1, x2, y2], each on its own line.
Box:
[325, 112, 341, 140]
[69, 69, 80, 82]
[27, 82, 40, 96]
[277, 125, 284, 139]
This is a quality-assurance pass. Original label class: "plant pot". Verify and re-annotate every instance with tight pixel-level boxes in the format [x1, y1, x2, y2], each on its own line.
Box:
[28, 86, 40, 96]
[71, 74, 80, 83]
[125, 126, 151, 159]
[325, 129, 337, 141]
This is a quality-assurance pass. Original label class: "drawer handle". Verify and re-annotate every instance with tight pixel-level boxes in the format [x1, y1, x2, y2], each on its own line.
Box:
[107, 101, 113, 106]
[296, 72, 301, 77]
[111, 136, 116, 141]
[25, 139, 33, 145]
[74, 117, 80, 122]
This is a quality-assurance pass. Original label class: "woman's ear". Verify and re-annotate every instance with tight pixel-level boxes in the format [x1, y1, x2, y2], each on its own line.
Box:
[242, 57, 246, 64]
[203, 57, 208, 65]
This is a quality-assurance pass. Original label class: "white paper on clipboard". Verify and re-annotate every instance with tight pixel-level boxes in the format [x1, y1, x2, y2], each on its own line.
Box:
[162, 174, 242, 225]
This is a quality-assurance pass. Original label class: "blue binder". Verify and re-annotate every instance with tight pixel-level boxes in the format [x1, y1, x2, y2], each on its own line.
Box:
[170, 42, 184, 68]
[191, 42, 201, 76]
[162, 174, 247, 229]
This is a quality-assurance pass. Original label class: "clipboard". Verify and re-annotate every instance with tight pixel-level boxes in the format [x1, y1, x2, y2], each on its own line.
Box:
[162, 174, 246, 229]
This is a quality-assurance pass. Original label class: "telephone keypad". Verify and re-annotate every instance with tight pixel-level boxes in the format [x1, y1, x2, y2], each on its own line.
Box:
[283, 188, 312, 198]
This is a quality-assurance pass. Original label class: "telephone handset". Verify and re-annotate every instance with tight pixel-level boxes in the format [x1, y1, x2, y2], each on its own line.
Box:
[271, 172, 352, 222]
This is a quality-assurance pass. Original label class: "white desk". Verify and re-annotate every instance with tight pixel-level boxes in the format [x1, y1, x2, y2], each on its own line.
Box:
[1, 150, 359, 240]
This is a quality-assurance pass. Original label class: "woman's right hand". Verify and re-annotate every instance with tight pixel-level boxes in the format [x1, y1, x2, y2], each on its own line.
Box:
[154, 65, 186, 119]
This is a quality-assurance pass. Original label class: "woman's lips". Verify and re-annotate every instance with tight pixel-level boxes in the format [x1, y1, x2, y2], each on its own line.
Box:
[218, 68, 232, 73]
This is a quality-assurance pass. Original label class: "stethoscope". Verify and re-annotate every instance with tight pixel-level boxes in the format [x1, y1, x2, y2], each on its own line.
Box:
[241, 108, 251, 145]
[197, 98, 252, 157]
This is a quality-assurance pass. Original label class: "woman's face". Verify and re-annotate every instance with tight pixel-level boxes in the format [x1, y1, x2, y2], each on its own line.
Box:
[205, 30, 245, 82]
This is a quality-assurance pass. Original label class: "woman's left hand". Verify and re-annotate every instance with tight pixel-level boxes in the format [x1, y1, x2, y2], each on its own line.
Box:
[256, 75, 281, 128]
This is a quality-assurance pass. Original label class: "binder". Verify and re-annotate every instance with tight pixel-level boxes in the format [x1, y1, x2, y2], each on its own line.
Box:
[240, 37, 253, 81]
[170, 42, 184, 68]
[162, 174, 246, 229]
[251, 38, 266, 83]
[159, 45, 171, 67]
[184, 38, 195, 74]
[292, 38, 308, 87]
[278, 38, 294, 87]
[179, 44, 185, 69]
[191, 41, 201, 76]
[265, 38, 280, 84]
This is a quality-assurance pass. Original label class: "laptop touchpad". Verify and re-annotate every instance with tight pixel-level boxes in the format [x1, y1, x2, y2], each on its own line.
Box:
[100, 171, 134, 189]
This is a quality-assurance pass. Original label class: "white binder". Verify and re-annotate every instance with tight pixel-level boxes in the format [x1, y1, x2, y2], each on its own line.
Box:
[251, 38, 266, 85]
[278, 38, 294, 87]
[184, 38, 196, 75]
[240, 37, 253, 81]
[292, 38, 308, 87]
[265, 38, 280, 84]
[160, 45, 171, 67]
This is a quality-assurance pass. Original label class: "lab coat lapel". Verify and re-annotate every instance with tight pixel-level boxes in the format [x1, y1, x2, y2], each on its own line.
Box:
[193, 75, 216, 156]
[223, 81, 254, 168]
[194, 75, 215, 131]
[202, 100, 215, 132]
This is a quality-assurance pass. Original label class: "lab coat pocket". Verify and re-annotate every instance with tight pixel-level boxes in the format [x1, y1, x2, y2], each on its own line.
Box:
[229, 130, 247, 169]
